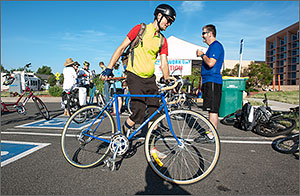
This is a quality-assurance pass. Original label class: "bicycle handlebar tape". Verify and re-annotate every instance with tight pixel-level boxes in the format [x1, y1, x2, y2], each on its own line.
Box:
[161, 77, 178, 91]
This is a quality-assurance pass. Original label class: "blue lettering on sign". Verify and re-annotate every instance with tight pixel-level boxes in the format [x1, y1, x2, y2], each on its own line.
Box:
[155, 60, 191, 65]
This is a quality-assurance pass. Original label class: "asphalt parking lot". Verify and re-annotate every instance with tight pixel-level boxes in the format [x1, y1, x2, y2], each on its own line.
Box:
[1, 101, 299, 195]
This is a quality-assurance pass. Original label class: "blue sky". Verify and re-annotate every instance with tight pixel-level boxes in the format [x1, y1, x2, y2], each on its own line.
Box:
[1, 1, 299, 74]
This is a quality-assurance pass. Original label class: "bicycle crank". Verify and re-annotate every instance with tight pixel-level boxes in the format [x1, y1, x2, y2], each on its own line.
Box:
[15, 105, 26, 115]
[109, 134, 129, 156]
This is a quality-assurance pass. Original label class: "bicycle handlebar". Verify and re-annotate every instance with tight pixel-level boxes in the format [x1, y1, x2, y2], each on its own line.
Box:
[105, 76, 126, 81]
[161, 77, 178, 91]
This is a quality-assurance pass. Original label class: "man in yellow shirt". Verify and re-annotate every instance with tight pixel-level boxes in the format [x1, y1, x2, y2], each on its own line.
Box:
[101, 4, 176, 135]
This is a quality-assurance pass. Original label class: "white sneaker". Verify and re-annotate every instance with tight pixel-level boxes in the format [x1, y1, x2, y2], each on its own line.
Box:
[150, 147, 167, 159]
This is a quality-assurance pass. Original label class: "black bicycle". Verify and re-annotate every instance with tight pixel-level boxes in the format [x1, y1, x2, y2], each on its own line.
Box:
[221, 94, 297, 137]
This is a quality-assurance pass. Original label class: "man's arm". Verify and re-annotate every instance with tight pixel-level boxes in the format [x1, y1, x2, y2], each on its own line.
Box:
[196, 49, 217, 68]
[100, 36, 131, 80]
[106, 36, 131, 70]
[160, 54, 170, 80]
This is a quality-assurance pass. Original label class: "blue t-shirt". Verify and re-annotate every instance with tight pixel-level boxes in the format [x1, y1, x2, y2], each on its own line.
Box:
[201, 40, 224, 84]
[110, 65, 125, 89]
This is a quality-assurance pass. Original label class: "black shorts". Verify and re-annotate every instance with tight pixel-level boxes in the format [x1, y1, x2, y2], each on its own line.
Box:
[126, 71, 159, 124]
[201, 82, 222, 113]
[110, 88, 123, 96]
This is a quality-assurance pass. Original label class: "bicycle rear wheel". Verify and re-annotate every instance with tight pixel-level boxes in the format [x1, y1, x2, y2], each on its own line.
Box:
[255, 116, 296, 137]
[33, 96, 50, 120]
[61, 105, 115, 168]
[272, 134, 299, 154]
[144, 110, 220, 184]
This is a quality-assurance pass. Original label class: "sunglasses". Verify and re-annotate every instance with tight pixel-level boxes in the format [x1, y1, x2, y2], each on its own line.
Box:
[202, 31, 209, 36]
[165, 16, 174, 25]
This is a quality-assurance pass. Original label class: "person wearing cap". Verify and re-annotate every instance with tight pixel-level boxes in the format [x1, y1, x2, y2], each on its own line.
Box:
[77, 61, 92, 96]
[62, 58, 78, 116]
[100, 4, 176, 136]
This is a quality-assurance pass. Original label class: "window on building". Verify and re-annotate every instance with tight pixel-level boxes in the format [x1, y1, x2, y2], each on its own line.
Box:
[291, 65, 297, 71]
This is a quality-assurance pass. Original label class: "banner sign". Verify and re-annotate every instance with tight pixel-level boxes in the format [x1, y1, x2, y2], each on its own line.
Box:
[155, 59, 192, 76]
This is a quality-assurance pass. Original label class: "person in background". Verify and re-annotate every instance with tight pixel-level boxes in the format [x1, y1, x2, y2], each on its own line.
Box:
[110, 62, 125, 116]
[78, 61, 92, 96]
[196, 24, 224, 141]
[99, 61, 110, 104]
[62, 58, 78, 116]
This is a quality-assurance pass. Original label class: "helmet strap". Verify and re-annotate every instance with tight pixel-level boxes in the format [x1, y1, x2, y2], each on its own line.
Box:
[155, 14, 163, 31]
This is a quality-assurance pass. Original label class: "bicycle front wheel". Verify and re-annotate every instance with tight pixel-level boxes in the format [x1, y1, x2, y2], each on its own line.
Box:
[33, 96, 50, 120]
[255, 116, 296, 137]
[61, 105, 115, 168]
[144, 110, 220, 184]
[272, 134, 299, 154]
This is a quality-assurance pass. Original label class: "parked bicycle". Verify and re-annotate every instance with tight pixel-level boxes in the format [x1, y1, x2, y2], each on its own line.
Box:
[221, 93, 297, 137]
[159, 68, 201, 111]
[1, 63, 50, 120]
[61, 77, 220, 185]
[63, 70, 104, 122]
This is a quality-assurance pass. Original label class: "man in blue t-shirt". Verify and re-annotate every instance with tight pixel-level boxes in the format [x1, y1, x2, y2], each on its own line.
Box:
[196, 24, 224, 135]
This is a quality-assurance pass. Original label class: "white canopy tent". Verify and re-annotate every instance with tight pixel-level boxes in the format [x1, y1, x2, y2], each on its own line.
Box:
[155, 36, 207, 76]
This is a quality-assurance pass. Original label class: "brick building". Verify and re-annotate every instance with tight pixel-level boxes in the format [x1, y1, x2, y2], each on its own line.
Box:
[266, 22, 299, 85]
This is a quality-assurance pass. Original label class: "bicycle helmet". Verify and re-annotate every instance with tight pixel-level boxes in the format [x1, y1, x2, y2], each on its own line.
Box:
[154, 4, 176, 23]
[83, 61, 90, 67]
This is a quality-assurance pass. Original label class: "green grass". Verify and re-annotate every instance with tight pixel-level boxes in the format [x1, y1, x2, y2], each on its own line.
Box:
[250, 91, 299, 105]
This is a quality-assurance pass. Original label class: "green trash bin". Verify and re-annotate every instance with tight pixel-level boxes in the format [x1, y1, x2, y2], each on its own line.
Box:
[219, 77, 248, 117]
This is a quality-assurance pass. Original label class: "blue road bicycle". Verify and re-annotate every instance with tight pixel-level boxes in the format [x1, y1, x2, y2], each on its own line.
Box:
[61, 77, 220, 184]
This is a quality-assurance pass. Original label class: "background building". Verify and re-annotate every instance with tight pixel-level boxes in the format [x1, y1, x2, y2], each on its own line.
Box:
[266, 22, 299, 85]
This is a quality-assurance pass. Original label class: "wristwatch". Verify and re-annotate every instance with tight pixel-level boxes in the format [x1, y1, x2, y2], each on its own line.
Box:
[201, 54, 205, 59]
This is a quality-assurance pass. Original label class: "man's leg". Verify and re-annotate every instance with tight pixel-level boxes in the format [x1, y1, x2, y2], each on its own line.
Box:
[209, 112, 219, 129]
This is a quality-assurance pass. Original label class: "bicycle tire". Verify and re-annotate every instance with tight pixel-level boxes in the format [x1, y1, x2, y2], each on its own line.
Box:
[272, 134, 299, 154]
[255, 116, 296, 137]
[66, 94, 86, 123]
[144, 109, 220, 184]
[61, 105, 115, 168]
[33, 96, 50, 120]
[96, 93, 106, 106]
[220, 110, 241, 126]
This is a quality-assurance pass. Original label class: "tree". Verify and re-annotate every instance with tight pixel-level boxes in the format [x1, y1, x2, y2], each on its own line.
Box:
[37, 66, 52, 75]
[244, 62, 273, 90]
[48, 74, 57, 86]
[0, 64, 9, 73]
[59, 73, 64, 85]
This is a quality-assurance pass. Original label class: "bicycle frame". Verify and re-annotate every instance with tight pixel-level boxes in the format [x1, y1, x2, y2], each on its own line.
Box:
[83, 92, 183, 145]
[1, 86, 34, 113]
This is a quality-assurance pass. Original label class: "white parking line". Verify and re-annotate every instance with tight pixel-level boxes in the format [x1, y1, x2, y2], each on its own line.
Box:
[1, 131, 273, 144]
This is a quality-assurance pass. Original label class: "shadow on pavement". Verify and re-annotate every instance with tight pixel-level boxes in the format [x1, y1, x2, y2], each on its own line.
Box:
[136, 165, 191, 195]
